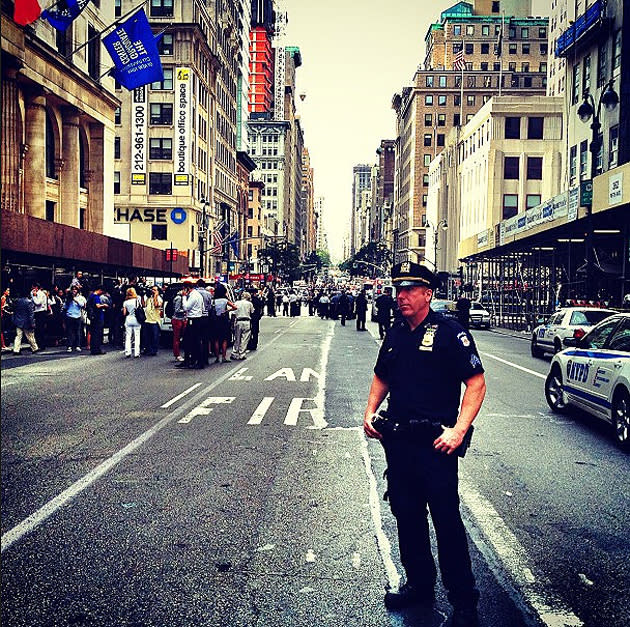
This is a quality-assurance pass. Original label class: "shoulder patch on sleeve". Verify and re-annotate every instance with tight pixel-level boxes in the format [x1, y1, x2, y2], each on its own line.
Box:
[457, 331, 471, 347]
[470, 354, 482, 368]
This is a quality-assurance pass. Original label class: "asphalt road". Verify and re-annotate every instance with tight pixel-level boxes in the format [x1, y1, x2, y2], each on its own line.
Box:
[1, 313, 628, 627]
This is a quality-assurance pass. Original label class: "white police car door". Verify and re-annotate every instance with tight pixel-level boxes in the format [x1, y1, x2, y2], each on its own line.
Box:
[539, 311, 563, 350]
[590, 318, 630, 419]
[564, 317, 621, 416]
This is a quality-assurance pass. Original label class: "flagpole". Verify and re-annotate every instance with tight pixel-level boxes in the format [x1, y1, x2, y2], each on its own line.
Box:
[68, 0, 149, 57]
[96, 22, 173, 81]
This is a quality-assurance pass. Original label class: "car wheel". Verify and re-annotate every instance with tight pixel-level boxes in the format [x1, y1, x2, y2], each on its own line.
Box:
[553, 338, 563, 354]
[545, 366, 568, 413]
[531, 336, 544, 358]
[612, 389, 630, 451]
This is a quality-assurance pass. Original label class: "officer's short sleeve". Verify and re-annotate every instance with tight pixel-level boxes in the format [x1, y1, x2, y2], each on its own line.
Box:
[449, 325, 485, 381]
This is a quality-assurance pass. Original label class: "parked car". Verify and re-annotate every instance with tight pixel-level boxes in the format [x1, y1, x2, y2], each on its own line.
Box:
[469, 301, 492, 329]
[431, 299, 458, 321]
[544, 312, 630, 450]
[531, 307, 617, 358]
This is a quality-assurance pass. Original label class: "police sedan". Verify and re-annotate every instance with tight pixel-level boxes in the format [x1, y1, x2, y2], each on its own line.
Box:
[531, 306, 616, 357]
[544, 312, 630, 450]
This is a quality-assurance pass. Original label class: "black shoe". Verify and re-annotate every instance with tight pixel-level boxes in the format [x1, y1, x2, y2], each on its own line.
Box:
[450, 606, 479, 627]
[384, 582, 434, 611]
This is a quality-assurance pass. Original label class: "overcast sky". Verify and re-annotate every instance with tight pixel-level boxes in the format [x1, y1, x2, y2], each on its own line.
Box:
[281, 0, 550, 262]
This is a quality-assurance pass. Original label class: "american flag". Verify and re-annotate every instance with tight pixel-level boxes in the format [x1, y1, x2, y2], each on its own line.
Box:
[453, 49, 466, 71]
[209, 220, 226, 255]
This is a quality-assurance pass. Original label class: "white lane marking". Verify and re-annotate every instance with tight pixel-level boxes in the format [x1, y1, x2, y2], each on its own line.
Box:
[1, 322, 294, 553]
[308, 323, 334, 430]
[359, 432, 401, 592]
[229, 368, 252, 381]
[460, 474, 583, 627]
[161, 383, 203, 408]
[247, 397, 275, 425]
[300, 368, 320, 381]
[352, 552, 361, 569]
[285, 398, 315, 427]
[178, 397, 235, 425]
[305, 549, 316, 563]
[481, 352, 546, 380]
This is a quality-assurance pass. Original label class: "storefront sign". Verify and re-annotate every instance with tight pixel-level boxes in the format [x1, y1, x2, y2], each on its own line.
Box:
[131, 86, 147, 185]
[568, 187, 579, 221]
[580, 180, 593, 207]
[609, 172, 623, 205]
[170, 208, 187, 224]
[477, 230, 489, 249]
[175, 67, 191, 186]
[115, 208, 180, 223]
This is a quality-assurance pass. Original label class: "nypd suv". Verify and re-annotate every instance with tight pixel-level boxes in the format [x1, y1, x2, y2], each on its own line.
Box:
[544, 312, 630, 450]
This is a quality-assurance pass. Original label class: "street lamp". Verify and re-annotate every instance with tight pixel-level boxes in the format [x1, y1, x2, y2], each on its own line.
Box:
[198, 197, 210, 276]
[576, 79, 619, 300]
[425, 219, 448, 271]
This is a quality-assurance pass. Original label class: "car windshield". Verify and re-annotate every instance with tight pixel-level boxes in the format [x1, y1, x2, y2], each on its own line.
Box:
[432, 300, 451, 311]
[470, 303, 484, 310]
[570, 310, 614, 326]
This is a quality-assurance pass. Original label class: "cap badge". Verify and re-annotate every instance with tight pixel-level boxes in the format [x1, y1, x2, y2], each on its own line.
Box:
[400, 261, 411, 273]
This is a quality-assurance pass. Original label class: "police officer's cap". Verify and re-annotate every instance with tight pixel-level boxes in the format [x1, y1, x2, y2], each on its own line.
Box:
[391, 261, 436, 288]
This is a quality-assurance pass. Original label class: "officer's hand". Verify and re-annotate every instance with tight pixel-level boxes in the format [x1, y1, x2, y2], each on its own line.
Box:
[363, 412, 382, 440]
[433, 427, 464, 455]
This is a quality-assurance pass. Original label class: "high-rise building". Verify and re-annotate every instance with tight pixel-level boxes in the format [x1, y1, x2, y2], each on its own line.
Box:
[351, 165, 372, 255]
[372, 140, 396, 247]
[392, 1, 549, 264]
[249, 0, 275, 117]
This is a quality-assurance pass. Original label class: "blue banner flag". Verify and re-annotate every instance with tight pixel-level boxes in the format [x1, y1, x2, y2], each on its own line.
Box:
[103, 9, 163, 90]
[42, 0, 90, 31]
[228, 231, 239, 257]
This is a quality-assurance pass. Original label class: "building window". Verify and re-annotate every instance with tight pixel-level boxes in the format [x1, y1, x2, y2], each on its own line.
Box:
[439, 75, 447, 88]
[481, 43, 489, 54]
[482, 25, 490, 36]
[613, 30, 622, 73]
[437, 134, 445, 147]
[492, 1, 500, 12]
[527, 117, 544, 139]
[503, 194, 518, 219]
[466, 94, 475, 106]
[453, 113, 461, 126]
[526, 194, 541, 209]
[114, 137, 121, 159]
[571, 63, 581, 104]
[504, 156, 520, 179]
[115, 107, 121, 125]
[597, 41, 608, 86]
[438, 94, 447, 106]
[158, 33, 173, 55]
[522, 43, 530, 54]
[539, 27, 547, 38]
[114, 171, 120, 194]
[481, 62, 488, 71]
[523, 76, 532, 87]
[425, 113, 433, 127]
[151, 67, 173, 90]
[465, 43, 474, 55]
[454, 94, 461, 106]
[422, 194, 428, 207]
[569, 145, 577, 186]
[540, 43, 548, 55]
[522, 62, 529, 72]
[466, 113, 474, 123]
[509, 44, 517, 55]
[582, 54, 591, 95]
[149, 137, 172, 159]
[609, 126, 619, 168]
[437, 113, 446, 126]
[453, 42, 463, 54]
[426, 75, 434, 87]
[466, 25, 474, 36]
[453, 25, 461, 35]
[150, 103, 173, 125]
[46, 200, 55, 222]
[45, 113, 56, 179]
[579, 140, 588, 179]
[150, 0, 173, 17]
[505, 116, 520, 139]
[539, 62, 547, 73]
[151, 224, 168, 240]
[149, 172, 172, 194]
[425, 94, 433, 105]
[595, 132, 603, 174]
[494, 62, 501, 71]
[527, 157, 543, 180]
[115, 0, 121, 17]
[521, 27, 529, 39]
[423, 174, 429, 187]
[509, 62, 517, 72]
[87, 24, 100, 79]
[424, 154, 432, 166]
[424, 134, 432, 147]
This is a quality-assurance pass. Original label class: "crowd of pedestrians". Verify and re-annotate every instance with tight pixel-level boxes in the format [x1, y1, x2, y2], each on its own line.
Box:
[1, 272, 399, 365]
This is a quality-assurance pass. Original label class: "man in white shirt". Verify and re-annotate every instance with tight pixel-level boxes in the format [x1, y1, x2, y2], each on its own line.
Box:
[30, 282, 49, 350]
[231, 291, 254, 360]
[177, 280, 204, 369]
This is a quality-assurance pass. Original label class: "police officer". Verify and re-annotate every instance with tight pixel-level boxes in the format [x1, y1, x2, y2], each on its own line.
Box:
[363, 261, 486, 627]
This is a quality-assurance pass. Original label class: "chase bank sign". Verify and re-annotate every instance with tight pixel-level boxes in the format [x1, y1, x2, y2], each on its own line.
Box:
[115, 207, 188, 224]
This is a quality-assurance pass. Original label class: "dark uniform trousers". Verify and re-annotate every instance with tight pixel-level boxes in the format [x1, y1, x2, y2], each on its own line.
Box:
[383, 437, 479, 608]
[185, 317, 203, 366]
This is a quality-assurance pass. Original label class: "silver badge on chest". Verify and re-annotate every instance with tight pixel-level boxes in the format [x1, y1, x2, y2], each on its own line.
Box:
[419, 324, 438, 351]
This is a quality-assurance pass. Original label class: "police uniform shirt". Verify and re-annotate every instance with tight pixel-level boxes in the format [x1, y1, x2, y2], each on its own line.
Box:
[374, 309, 484, 423]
